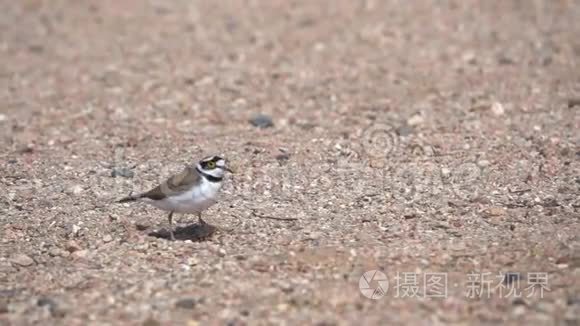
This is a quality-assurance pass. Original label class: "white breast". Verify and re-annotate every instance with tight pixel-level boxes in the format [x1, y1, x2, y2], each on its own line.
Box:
[142, 179, 223, 214]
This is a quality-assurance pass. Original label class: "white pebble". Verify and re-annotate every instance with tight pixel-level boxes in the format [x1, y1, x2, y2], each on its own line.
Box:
[67, 185, 84, 195]
[477, 160, 491, 168]
[491, 102, 505, 116]
[407, 113, 425, 126]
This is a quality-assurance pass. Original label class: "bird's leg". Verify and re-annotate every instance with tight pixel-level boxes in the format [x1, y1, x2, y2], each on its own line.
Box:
[167, 211, 175, 241]
[197, 212, 206, 225]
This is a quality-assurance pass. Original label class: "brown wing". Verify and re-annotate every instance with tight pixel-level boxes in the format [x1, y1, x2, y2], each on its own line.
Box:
[139, 166, 201, 200]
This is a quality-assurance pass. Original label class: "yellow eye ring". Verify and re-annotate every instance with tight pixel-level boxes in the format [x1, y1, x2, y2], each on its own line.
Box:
[207, 161, 216, 169]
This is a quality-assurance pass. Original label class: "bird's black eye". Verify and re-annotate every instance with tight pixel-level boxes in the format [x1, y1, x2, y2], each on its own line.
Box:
[206, 161, 216, 169]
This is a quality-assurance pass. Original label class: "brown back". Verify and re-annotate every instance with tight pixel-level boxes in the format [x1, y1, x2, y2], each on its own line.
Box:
[140, 166, 201, 200]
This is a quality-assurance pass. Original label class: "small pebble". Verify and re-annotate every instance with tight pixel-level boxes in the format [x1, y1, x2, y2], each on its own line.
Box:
[483, 207, 506, 225]
[175, 298, 197, 309]
[567, 98, 580, 108]
[306, 232, 322, 240]
[396, 124, 414, 136]
[19, 144, 35, 154]
[0, 114, 6, 122]
[0, 302, 8, 314]
[72, 250, 89, 259]
[512, 305, 526, 317]
[277, 303, 289, 312]
[512, 297, 527, 306]
[10, 254, 34, 267]
[135, 224, 150, 231]
[407, 113, 424, 126]
[497, 55, 515, 65]
[67, 185, 84, 195]
[249, 114, 274, 128]
[142, 318, 161, 326]
[37, 297, 66, 318]
[275, 153, 290, 162]
[71, 225, 81, 237]
[28, 44, 44, 53]
[111, 167, 134, 178]
[65, 240, 81, 253]
[477, 160, 491, 168]
[491, 102, 505, 116]
[103, 235, 113, 243]
[48, 248, 68, 257]
[37, 296, 53, 308]
[567, 297, 580, 306]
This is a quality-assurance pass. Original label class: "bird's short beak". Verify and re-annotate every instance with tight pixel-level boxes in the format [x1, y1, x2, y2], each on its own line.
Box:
[226, 166, 234, 174]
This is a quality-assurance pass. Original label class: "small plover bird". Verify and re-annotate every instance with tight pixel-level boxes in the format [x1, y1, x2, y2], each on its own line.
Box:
[117, 155, 234, 240]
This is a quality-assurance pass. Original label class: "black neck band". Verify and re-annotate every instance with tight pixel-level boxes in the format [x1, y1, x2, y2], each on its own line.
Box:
[196, 167, 223, 183]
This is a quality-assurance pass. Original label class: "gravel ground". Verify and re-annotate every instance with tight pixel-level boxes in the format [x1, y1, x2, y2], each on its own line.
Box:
[1, 1, 580, 325]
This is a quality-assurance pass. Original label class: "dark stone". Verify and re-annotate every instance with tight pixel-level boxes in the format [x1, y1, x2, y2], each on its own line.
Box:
[249, 114, 274, 128]
[135, 224, 150, 231]
[37, 297, 66, 318]
[497, 55, 515, 65]
[235, 255, 247, 261]
[568, 98, 580, 108]
[0, 302, 7, 314]
[18, 145, 34, 154]
[567, 296, 580, 306]
[512, 297, 527, 306]
[275, 153, 290, 162]
[175, 298, 197, 309]
[37, 297, 56, 307]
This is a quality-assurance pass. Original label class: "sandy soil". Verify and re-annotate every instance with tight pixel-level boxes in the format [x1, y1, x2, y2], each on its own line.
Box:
[1, 0, 579, 325]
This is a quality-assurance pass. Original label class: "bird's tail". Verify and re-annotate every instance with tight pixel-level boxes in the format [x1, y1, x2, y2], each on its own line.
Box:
[116, 193, 140, 203]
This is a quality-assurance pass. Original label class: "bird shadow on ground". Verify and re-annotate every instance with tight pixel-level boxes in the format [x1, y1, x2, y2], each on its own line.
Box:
[148, 223, 218, 241]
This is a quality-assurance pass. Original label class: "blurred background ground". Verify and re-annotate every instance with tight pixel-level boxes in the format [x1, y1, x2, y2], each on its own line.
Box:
[1, 0, 579, 325]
